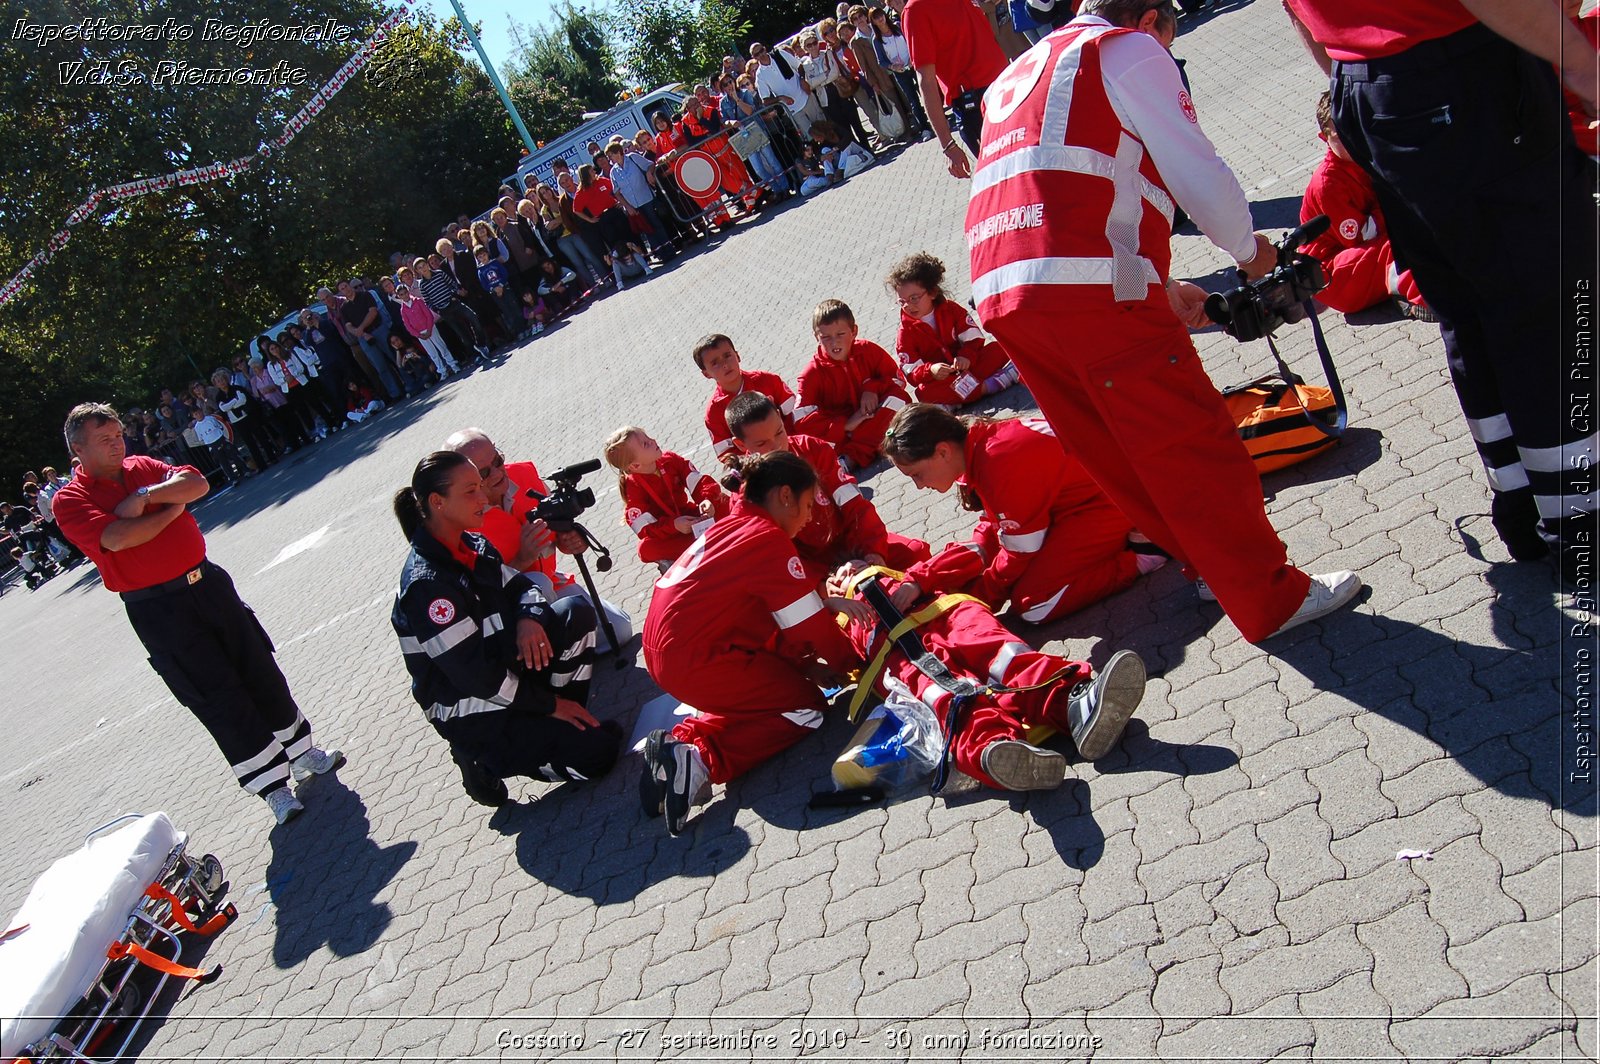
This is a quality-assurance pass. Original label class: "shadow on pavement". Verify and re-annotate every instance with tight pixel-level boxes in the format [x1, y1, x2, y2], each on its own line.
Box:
[265, 776, 417, 968]
[1271, 575, 1591, 814]
[493, 782, 753, 906]
[194, 386, 452, 533]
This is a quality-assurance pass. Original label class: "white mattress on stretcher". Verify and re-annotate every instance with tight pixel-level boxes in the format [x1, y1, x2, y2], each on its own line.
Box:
[0, 813, 184, 1057]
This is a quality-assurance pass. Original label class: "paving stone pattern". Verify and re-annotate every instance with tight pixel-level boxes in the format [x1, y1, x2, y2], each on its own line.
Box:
[1, 3, 1592, 1061]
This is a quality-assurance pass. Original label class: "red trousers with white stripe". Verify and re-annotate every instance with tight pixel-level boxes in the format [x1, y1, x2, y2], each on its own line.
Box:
[911, 341, 1012, 406]
[651, 647, 827, 784]
[837, 405, 898, 469]
[985, 300, 1310, 642]
[848, 597, 1091, 789]
[1318, 242, 1423, 314]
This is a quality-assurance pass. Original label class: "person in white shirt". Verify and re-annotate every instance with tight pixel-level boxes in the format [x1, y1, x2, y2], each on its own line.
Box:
[752, 40, 821, 137]
[191, 409, 249, 484]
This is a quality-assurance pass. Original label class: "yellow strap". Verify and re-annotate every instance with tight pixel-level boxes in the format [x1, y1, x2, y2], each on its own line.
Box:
[842, 564, 905, 598]
[847, 593, 983, 721]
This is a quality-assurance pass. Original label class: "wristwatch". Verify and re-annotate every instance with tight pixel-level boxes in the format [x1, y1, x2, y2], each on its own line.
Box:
[135, 485, 151, 497]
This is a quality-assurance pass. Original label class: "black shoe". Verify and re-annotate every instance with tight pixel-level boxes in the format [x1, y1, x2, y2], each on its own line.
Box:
[646, 730, 706, 836]
[1394, 296, 1439, 323]
[455, 751, 509, 807]
[1492, 491, 1550, 562]
[640, 729, 668, 818]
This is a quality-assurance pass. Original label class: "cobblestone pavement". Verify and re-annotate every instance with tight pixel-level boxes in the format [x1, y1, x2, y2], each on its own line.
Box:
[1, 3, 1594, 1061]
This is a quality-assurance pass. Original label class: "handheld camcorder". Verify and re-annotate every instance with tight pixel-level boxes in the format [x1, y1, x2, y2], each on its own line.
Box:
[525, 458, 600, 532]
[1204, 215, 1330, 342]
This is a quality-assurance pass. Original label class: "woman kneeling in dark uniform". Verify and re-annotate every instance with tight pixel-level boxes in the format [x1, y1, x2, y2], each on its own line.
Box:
[393, 450, 621, 806]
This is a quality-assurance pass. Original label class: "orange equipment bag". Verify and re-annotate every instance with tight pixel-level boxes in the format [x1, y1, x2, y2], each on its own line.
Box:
[1223, 376, 1341, 473]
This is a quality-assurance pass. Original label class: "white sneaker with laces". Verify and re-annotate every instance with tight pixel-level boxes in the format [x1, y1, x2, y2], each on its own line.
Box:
[290, 747, 345, 783]
[1267, 571, 1362, 638]
[265, 787, 305, 825]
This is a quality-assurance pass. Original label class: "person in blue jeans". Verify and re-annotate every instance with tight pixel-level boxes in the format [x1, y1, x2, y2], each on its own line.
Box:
[475, 247, 526, 339]
[333, 280, 405, 399]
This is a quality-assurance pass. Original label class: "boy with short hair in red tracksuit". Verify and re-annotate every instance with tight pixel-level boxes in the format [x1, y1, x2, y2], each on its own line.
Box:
[795, 299, 910, 470]
[1299, 91, 1429, 318]
[694, 333, 797, 464]
[727, 391, 929, 584]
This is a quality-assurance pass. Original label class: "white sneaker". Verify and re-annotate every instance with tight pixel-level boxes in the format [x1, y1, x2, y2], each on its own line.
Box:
[290, 747, 345, 783]
[265, 787, 305, 825]
[1267, 571, 1363, 638]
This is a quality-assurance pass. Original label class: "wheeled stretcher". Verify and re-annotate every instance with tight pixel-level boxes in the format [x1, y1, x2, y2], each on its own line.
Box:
[0, 813, 236, 1063]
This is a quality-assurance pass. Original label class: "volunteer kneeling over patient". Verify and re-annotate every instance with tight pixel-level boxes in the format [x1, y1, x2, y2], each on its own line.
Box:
[641, 451, 870, 837]
[393, 451, 622, 808]
[883, 404, 1162, 624]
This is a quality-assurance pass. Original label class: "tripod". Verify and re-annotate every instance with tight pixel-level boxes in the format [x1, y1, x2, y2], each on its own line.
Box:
[553, 519, 630, 668]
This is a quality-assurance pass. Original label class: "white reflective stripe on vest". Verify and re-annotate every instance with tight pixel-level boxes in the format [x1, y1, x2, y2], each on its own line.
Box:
[973, 255, 1160, 307]
[999, 527, 1048, 553]
[686, 469, 707, 491]
[772, 590, 825, 629]
[970, 144, 1173, 224]
[482, 614, 504, 637]
[833, 483, 862, 507]
[629, 511, 658, 534]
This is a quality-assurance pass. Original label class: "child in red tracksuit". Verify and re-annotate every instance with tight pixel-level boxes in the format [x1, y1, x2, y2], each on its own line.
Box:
[830, 569, 1149, 790]
[695, 332, 797, 464]
[726, 391, 929, 585]
[795, 298, 910, 470]
[883, 404, 1159, 625]
[641, 451, 869, 836]
[1299, 92, 1431, 320]
[604, 426, 729, 568]
[886, 252, 1020, 406]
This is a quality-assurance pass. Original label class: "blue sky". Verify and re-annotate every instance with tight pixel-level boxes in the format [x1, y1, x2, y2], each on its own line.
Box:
[415, 0, 565, 74]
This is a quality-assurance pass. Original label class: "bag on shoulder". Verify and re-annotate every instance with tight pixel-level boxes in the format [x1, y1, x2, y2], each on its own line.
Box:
[876, 91, 906, 140]
[1222, 375, 1340, 473]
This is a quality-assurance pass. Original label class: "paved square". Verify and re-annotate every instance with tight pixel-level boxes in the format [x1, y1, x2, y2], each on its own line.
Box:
[1, 4, 1593, 1060]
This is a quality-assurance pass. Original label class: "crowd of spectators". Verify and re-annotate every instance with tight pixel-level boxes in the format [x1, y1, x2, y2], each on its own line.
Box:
[5, 1, 1033, 582]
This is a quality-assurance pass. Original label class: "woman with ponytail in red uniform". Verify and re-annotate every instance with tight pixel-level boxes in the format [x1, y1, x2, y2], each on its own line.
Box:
[641, 451, 869, 837]
[883, 403, 1160, 624]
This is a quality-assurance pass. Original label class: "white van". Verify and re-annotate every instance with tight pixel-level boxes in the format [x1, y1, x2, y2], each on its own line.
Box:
[503, 86, 688, 194]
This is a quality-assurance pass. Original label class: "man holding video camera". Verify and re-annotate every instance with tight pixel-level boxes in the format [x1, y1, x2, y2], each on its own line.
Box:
[966, 0, 1362, 643]
[444, 427, 634, 653]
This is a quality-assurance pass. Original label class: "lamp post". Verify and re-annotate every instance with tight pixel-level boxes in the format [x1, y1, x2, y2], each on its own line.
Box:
[445, 0, 540, 157]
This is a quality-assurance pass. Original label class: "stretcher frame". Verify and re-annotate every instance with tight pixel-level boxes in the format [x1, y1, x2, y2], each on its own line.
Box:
[13, 814, 235, 1064]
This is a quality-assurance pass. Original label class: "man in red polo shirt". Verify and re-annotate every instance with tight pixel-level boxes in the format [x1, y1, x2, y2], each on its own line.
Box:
[890, 0, 1009, 176]
[52, 403, 344, 826]
[444, 427, 635, 653]
[1283, 0, 1597, 582]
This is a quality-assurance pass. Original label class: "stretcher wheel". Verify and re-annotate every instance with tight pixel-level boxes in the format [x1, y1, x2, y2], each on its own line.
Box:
[111, 980, 142, 1019]
[198, 854, 225, 895]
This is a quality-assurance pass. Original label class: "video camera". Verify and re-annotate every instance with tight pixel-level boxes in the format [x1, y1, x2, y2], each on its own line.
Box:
[1204, 215, 1330, 342]
[524, 458, 601, 532]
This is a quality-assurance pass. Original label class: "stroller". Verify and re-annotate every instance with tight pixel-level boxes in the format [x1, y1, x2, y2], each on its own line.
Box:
[0, 813, 236, 1062]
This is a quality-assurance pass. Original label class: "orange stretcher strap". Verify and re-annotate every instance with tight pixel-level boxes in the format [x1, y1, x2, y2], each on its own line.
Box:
[144, 883, 230, 936]
[106, 940, 219, 983]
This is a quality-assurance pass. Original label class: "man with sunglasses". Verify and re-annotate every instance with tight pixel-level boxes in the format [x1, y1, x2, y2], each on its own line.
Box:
[444, 427, 635, 653]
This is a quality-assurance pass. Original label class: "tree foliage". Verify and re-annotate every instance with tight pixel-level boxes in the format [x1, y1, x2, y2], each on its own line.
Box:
[0, 1, 522, 485]
[503, 2, 621, 152]
[724, 0, 840, 57]
[610, 0, 753, 90]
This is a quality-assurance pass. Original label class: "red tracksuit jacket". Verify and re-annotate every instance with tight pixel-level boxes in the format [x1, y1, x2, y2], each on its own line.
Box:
[644, 495, 858, 677]
[705, 370, 797, 460]
[623, 451, 729, 563]
[788, 433, 889, 566]
[793, 339, 909, 446]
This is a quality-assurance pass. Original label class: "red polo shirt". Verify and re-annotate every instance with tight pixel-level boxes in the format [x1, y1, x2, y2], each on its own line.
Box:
[1283, 0, 1476, 61]
[903, 0, 1008, 104]
[52, 456, 206, 593]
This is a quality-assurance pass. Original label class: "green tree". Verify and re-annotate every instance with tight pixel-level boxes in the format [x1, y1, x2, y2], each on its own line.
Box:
[611, 0, 753, 89]
[505, 1, 621, 136]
